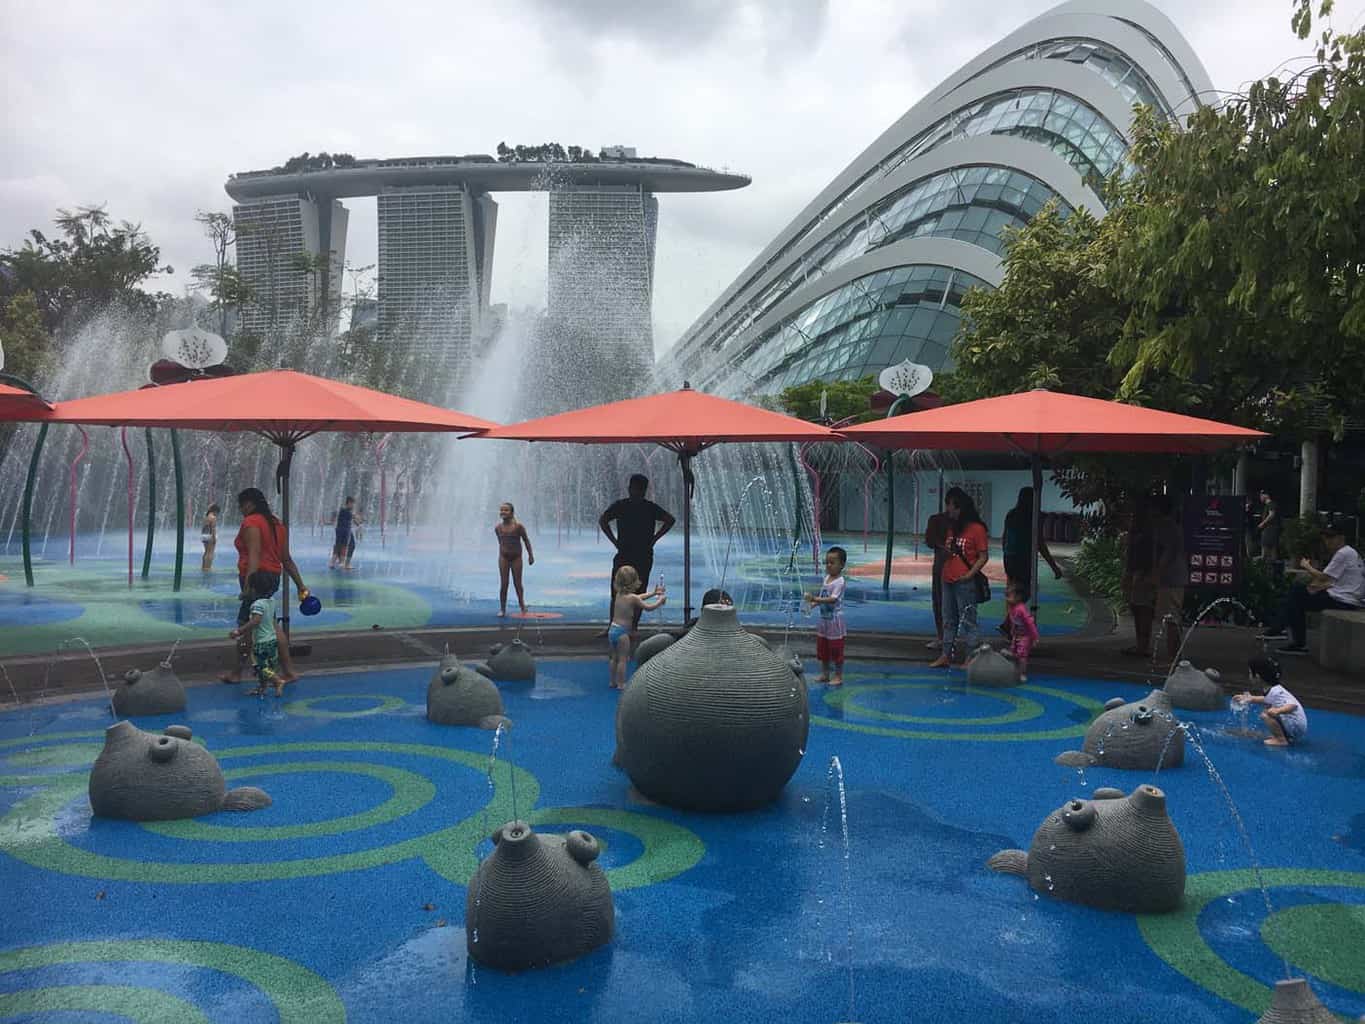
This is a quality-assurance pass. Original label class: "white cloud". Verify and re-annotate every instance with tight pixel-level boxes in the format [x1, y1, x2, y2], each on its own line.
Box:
[2, 0, 1359, 357]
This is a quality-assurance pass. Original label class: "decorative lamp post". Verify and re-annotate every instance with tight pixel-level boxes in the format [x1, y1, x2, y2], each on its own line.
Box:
[876, 360, 932, 592]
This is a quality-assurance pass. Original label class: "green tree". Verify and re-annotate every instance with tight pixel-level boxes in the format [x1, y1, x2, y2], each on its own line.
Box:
[1109, 14, 1365, 435]
[769, 376, 878, 423]
[0, 290, 53, 382]
[0, 205, 170, 332]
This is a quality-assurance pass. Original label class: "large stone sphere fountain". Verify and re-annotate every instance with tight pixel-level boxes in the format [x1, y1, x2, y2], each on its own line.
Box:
[988, 784, 1185, 913]
[466, 820, 613, 971]
[616, 604, 809, 811]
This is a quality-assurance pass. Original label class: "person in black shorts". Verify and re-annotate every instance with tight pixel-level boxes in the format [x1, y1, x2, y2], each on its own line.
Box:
[599, 473, 675, 633]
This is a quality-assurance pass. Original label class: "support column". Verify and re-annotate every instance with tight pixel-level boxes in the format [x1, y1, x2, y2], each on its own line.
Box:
[1299, 438, 1319, 517]
[1233, 452, 1248, 495]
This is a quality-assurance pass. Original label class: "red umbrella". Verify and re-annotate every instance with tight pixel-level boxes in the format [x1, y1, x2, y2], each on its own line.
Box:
[48, 369, 497, 631]
[0, 382, 52, 419]
[482, 384, 838, 621]
[842, 389, 1266, 611]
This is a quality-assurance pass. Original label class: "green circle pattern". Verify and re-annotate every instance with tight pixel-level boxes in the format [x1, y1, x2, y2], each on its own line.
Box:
[0, 735, 703, 892]
[1138, 868, 1365, 1016]
[282, 694, 407, 718]
[143, 761, 436, 842]
[824, 682, 1045, 726]
[0, 939, 344, 1024]
[1262, 903, 1365, 995]
[811, 674, 1102, 741]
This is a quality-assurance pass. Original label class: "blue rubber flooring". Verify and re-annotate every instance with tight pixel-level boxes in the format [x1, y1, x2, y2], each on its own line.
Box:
[2, 658, 1361, 1023]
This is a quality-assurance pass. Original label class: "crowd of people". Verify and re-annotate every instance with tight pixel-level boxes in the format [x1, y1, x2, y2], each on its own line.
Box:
[201, 469, 1362, 743]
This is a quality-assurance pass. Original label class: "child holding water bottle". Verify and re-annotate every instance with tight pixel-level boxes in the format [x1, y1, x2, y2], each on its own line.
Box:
[806, 546, 848, 686]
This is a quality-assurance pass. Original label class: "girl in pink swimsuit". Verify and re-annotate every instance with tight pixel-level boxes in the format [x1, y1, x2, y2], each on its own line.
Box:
[494, 502, 534, 616]
[1005, 582, 1040, 682]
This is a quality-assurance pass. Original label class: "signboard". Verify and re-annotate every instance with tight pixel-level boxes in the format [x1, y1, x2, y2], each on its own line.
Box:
[1183, 494, 1244, 591]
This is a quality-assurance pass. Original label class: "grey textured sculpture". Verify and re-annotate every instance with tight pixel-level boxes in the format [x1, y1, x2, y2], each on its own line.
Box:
[110, 663, 187, 716]
[426, 655, 508, 729]
[466, 820, 613, 971]
[616, 604, 809, 811]
[1164, 660, 1226, 711]
[987, 784, 1185, 913]
[966, 646, 1018, 687]
[1255, 978, 1338, 1023]
[1055, 689, 1184, 770]
[476, 639, 536, 681]
[632, 632, 675, 667]
[89, 721, 270, 821]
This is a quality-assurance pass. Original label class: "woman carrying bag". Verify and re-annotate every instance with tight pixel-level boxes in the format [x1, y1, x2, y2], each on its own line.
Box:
[930, 487, 990, 668]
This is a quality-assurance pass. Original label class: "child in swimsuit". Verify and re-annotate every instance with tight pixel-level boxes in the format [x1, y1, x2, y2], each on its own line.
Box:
[1005, 582, 1040, 682]
[608, 564, 666, 689]
[201, 504, 219, 572]
[494, 502, 534, 616]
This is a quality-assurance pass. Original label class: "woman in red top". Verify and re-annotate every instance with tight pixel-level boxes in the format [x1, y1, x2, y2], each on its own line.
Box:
[930, 487, 990, 668]
[222, 487, 308, 684]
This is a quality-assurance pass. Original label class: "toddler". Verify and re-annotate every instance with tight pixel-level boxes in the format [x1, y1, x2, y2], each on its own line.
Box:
[1237, 656, 1307, 747]
[230, 570, 283, 696]
[806, 546, 848, 686]
[1005, 582, 1040, 682]
[608, 565, 666, 689]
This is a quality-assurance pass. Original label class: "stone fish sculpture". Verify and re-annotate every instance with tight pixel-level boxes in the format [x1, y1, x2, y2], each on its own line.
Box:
[475, 639, 536, 682]
[1163, 660, 1226, 711]
[466, 820, 613, 971]
[616, 603, 809, 811]
[987, 784, 1185, 913]
[1255, 978, 1338, 1024]
[1055, 689, 1184, 770]
[632, 632, 675, 667]
[110, 662, 187, 716]
[425, 655, 508, 729]
[966, 645, 1018, 688]
[89, 721, 270, 821]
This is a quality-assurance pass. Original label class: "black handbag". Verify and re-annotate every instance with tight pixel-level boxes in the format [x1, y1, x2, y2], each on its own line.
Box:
[955, 548, 991, 604]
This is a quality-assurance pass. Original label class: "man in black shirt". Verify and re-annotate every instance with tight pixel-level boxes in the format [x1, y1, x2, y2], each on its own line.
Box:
[599, 473, 675, 631]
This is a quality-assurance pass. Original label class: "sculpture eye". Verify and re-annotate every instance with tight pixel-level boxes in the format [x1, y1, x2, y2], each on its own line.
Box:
[1132, 705, 1154, 724]
[148, 736, 178, 763]
[441, 667, 460, 686]
[123, 669, 142, 685]
[1062, 799, 1096, 831]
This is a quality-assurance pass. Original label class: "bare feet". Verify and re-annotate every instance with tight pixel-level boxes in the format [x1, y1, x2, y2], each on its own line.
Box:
[278, 672, 299, 684]
[816, 674, 830, 683]
[219, 673, 243, 684]
[929, 655, 950, 668]
[1264, 737, 1289, 747]
[497, 609, 506, 617]
[245, 686, 265, 697]
[829, 677, 843, 687]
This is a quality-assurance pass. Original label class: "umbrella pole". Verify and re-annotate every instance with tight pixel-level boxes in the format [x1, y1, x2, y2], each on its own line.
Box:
[681, 452, 693, 624]
[21, 422, 50, 588]
[171, 429, 184, 593]
[1030, 454, 1043, 617]
[141, 428, 155, 580]
[278, 444, 294, 641]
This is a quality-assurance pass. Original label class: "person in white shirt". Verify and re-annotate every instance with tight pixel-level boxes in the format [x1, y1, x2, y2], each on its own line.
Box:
[1260, 525, 1365, 654]
[1237, 656, 1308, 747]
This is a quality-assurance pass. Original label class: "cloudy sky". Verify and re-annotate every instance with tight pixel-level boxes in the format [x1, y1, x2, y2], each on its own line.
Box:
[3, 0, 1362, 355]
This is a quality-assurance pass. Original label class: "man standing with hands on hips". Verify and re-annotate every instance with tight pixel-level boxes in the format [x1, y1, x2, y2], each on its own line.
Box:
[599, 474, 676, 634]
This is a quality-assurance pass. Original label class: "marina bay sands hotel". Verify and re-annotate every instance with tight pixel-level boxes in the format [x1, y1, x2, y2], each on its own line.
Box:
[224, 151, 748, 382]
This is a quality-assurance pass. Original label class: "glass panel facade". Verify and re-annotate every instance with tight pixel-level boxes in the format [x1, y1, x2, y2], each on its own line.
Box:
[982, 38, 1170, 116]
[706, 265, 989, 394]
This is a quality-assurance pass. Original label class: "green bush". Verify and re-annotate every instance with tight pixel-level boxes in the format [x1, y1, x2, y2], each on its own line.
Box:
[1071, 534, 1125, 608]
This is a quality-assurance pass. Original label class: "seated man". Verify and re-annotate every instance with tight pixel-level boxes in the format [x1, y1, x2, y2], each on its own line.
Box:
[1260, 525, 1365, 654]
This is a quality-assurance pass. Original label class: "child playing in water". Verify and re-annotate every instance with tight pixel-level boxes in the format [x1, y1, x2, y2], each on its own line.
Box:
[201, 504, 219, 572]
[608, 565, 666, 689]
[494, 502, 534, 617]
[806, 546, 848, 686]
[1237, 656, 1308, 747]
[229, 570, 283, 697]
[1005, 581, 1040, 682]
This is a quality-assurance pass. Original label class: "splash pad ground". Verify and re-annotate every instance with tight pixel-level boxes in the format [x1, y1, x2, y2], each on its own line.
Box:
[0, 529, 1093, 657]
[2, 658, 1362, 1023]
